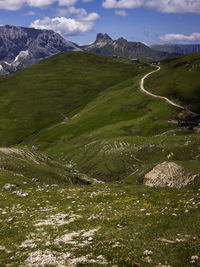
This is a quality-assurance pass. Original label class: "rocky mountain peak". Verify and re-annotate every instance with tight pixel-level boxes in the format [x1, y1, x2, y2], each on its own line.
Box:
[116, 37, 127, 43]
[0, 25, 81, 75]
[95, 33, 113, 44]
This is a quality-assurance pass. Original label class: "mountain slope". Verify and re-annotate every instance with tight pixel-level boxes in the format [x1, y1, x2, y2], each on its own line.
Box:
[0, 25, 81, 74]
[0, 51, 145, 144]
[83, 33, 175, 61]
[0, 51, 199, 182]
[145, 52, 200, 113]
[152, 44, 200, 55]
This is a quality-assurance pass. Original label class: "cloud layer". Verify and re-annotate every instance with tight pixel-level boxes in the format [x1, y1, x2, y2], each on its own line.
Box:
[30, 8, 100, 36]
[102, 0, 200, 14]
[160, 32, 200, 43]
[0, 0, 78, 10]
[1, 0, 200, 13]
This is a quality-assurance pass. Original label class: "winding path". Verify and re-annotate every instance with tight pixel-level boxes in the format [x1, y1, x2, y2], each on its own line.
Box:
[140, 65, 184, 109]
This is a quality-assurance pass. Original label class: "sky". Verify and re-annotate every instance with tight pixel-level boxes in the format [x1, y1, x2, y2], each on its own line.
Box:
[0, 0, 200, 46]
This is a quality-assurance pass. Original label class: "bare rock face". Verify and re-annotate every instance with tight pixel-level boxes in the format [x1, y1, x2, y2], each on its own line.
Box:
[144, 162, 198, 188]
[0, 25, 81, 74]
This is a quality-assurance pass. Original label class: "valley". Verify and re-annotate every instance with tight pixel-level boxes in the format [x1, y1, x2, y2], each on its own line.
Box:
[0, 50, 199, 266]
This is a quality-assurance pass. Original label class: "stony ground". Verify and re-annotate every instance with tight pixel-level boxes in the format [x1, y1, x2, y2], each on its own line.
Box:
[0, 183, 199, 266]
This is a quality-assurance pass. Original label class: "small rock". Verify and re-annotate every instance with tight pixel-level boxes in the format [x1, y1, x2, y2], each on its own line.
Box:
[13, 191, 28, 197]
[88, 215, 97, 220]
[191, 255, 199, 261]
[143, 250, 153, 255]
[3, 184, 17, 190]
[144, 256, 152, 263]
[32, 178, 39, 184]
[32, 145, 39, 151]
[7, 218, 14, 222]
[97, 255, 103, 259]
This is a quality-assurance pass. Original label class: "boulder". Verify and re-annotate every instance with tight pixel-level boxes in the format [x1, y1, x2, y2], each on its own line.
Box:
[3, 183, 17, 190]
[143, 162, 198, 188]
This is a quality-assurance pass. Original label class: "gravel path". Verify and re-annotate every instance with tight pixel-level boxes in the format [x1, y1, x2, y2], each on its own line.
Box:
[140, 66, 184, 109]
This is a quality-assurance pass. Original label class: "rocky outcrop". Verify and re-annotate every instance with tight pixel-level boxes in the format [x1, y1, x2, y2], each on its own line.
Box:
[83, 33, 175, 61]
[143, 162, 198, 188]
[0, 25, 81, 74]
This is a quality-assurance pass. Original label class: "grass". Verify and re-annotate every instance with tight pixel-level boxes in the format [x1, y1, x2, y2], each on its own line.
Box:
[24, 58, 200, 182]
[145, 52, 200, 113]
[0, 182, 199, 266]
[0, 51, 199, 182]
[0, 147, 101, 187]
[0, 51, 147, 144]
[0, 50, 199, 266]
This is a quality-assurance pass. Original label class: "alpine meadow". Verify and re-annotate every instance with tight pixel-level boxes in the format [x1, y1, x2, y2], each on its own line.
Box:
[0, 1, 200, 266]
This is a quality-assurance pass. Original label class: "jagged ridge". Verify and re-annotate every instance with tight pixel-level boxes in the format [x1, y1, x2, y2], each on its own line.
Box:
[83, 33, 175, 61]
[0, 25, 81, 74]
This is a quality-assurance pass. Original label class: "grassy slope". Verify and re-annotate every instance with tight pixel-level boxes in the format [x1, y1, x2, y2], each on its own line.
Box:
[29, 66, 200, 182]
[0, 147, 99, 187]
[0, 51, 199, 182]
[0, 51, 144, 144]
[0, 183, 199, 266]
[145, 52, 200, 113]
[0, 48, 199, 267]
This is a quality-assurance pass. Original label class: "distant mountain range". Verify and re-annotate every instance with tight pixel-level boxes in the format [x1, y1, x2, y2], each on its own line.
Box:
[82, 33, 176, 61]
[151, 44, 200, 55]
[0, 25, 81, 75]
[1, 25, 200, 76]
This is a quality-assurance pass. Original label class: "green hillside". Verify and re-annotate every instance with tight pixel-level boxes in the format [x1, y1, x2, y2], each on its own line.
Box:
[0, 51, 199, 182]
[0, 51, 144, 144]
[0, 50, 200, 267]
[21, 54, 199, 183]
[145, 52, 200, 113]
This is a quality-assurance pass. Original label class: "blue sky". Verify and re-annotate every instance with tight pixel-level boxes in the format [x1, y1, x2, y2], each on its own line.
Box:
[0, 0, 200, 45]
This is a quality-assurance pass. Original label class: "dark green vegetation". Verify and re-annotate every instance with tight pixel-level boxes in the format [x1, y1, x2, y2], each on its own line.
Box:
[146, 52, 200, 113]
[0, 183, 199, 266]
[0, 147, 99, 187]
[0, 51, 199, 182]
[0, 51, 199, 266]
[0, 51, 145, 144]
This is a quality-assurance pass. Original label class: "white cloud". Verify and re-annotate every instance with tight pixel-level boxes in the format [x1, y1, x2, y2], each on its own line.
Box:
[57, 6, 87, 16]
[115, 9, 128, 16]
[160, 32, 200, 43]
[23, 10, 36, 15]
[0, 0, 77, 10]
[146, 0, 200, 14]
[102, 0, 143, 9]
[30, 9, 100, 36]
[102, 0, 200, 14]
[27, 0, 56, 8]
[0, 0, 24, 10]
[56, 6, 99, 20]
[58, 0, 78, 6]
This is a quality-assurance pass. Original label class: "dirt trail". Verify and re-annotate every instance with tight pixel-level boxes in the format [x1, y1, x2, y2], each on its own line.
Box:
[140, 66, 184, 109]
